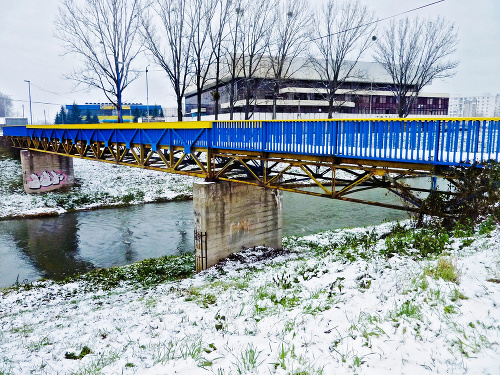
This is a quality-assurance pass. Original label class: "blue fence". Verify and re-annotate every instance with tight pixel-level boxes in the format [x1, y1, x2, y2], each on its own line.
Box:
[4, 118, 500, 166]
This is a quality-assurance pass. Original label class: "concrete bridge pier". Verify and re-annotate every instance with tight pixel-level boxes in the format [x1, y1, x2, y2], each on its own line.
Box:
[20, 150, 75, 194]
[193, 181, 283, 272]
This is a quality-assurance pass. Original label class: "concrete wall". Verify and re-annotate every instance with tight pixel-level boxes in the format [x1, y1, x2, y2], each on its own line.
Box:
[21, 150, 75, 194]
[193, 181, 282, 272]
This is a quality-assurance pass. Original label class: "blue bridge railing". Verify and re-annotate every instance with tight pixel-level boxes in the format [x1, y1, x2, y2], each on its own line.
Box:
[4, 118, 500, 167]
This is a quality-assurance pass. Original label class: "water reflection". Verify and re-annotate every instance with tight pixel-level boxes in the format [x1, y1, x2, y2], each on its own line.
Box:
[0, 201, 194, 287]
[10, 215, 94, 280]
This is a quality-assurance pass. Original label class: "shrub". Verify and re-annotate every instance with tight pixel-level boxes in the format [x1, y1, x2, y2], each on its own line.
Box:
[415, 161, 500, 229]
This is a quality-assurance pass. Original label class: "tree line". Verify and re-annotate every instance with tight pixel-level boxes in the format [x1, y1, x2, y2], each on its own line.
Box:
[56, 0, 458, 122]
[54, 104, 99, 124]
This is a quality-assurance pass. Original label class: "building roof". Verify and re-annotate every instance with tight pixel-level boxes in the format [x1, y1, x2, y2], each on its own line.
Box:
[186, 57, 396, 96]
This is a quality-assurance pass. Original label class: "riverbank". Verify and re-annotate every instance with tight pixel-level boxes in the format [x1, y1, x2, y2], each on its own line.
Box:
[0, 156, 194, 220]
[1, 220, 499, 374]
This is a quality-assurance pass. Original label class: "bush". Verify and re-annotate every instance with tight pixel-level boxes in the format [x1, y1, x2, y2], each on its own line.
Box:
[415, 161, 500, 229]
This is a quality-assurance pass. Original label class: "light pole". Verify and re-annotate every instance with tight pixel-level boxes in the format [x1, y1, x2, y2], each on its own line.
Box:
[24, 80, 32, 125]
[146, 65, 150, 122]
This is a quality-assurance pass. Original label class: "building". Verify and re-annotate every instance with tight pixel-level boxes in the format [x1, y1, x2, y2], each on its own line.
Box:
[449, 94, 500, 117]
[65, 103, 163, 123]
[185, 59, 449, 118]
[0, 117, 28, 126]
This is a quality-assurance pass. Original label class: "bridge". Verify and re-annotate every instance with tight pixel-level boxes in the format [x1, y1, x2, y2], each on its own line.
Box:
[4, 117, 500, 270]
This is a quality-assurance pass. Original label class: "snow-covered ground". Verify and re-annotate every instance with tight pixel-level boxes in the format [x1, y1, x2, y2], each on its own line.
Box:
[0, 157, 193, 219]
[1, 221, 499, 374]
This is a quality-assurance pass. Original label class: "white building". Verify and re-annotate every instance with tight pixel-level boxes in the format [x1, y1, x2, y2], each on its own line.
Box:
[449, 94, 500, 117]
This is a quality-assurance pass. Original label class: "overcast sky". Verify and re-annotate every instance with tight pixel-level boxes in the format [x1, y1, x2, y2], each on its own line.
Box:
[1, 0, 499, 122]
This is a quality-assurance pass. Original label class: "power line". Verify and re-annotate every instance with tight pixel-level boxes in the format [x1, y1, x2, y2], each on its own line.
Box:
[10, 98, 64, 107]
[30, 82, 88, 99]
[310, 0, 446, 42]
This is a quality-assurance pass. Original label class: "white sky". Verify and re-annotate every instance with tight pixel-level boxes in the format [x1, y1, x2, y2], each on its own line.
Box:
[1, 0, 499, 122]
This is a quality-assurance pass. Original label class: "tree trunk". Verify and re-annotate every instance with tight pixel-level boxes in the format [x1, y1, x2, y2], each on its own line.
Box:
[272, 81, 278, 120]
[197, 74, 202, 121]
[117, 91, 123, 123]
[214, 58, 220, 121]
[177, 97, 183, 121]
[328, 96, 334, 119]
[244, 83, 251, 120]
[398, 95, 407, 118]
[229, 80, 235, 120]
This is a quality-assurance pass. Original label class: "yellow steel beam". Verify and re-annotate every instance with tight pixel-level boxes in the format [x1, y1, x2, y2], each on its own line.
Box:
[267, 164, 292, 186]
[156, 149, 171, 168]
[172, 153, 186, 170]
[215, 159, 234, 179]
[236, 158, 263, 184]
[190, 153, 207, 174]
[299, 164, 331, 196]
[27, 121, 213, 130]
[336, 172, 375, 197]
[130, 147, 141, 165]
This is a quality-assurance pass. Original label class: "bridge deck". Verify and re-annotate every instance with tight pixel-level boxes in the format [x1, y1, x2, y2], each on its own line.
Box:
[5, 118, 500, 167]
[4, 118, 500, 211]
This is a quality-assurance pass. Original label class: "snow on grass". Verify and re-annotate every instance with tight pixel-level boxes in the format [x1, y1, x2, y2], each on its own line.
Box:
[0, 157, 193, 219]
[1, 221, 499, 374]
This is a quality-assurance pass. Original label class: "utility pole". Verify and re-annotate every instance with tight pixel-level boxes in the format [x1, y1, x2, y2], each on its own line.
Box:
[24, 80, 32, 125]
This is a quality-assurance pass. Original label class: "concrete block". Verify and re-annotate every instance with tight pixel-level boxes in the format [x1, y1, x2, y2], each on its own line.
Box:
[21, 150, 75, 194]
[193, 181, 282, 271]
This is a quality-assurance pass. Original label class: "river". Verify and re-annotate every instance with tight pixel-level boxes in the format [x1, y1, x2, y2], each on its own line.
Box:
[1, 143, 428, 287]
[0, 186, 415, 288]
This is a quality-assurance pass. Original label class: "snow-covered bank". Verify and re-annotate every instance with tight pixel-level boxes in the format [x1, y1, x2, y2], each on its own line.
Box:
[0, 157, 193, 219]
[1, 221, 499, 374]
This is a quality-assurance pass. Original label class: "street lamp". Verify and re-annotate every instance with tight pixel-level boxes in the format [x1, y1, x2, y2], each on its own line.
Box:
[146, 65, 150, 122]
[24, 80, 32, 125]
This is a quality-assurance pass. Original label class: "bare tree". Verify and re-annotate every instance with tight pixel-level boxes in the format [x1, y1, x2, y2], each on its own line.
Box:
[209, 0, 232, 120]
[189, 0, 217, 121]
[223, 2, 245, 120]
[310, 0, 375, 119]
[56, 0, 143, 123]
[267, 0, 311, 119]
[141, 0, 193, 121]
[240, 0, 274, 120]
[374, 17, 458, 118]
[0, 92, 13, 117]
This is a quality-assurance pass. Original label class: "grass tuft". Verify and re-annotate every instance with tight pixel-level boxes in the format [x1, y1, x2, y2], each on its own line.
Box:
[424, 257, 461, 284]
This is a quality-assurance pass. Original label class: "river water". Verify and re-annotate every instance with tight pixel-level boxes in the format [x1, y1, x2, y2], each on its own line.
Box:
[0, 143, 424, 287]
[0, 185, 413, 288]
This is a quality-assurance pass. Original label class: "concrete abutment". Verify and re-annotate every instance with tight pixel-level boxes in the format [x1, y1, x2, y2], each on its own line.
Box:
[20, 150, 75, 193]
[193, 181, 283, 272]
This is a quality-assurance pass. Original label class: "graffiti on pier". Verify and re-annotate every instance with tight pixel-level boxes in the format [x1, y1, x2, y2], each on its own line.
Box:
[27, 170, 67, 190]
